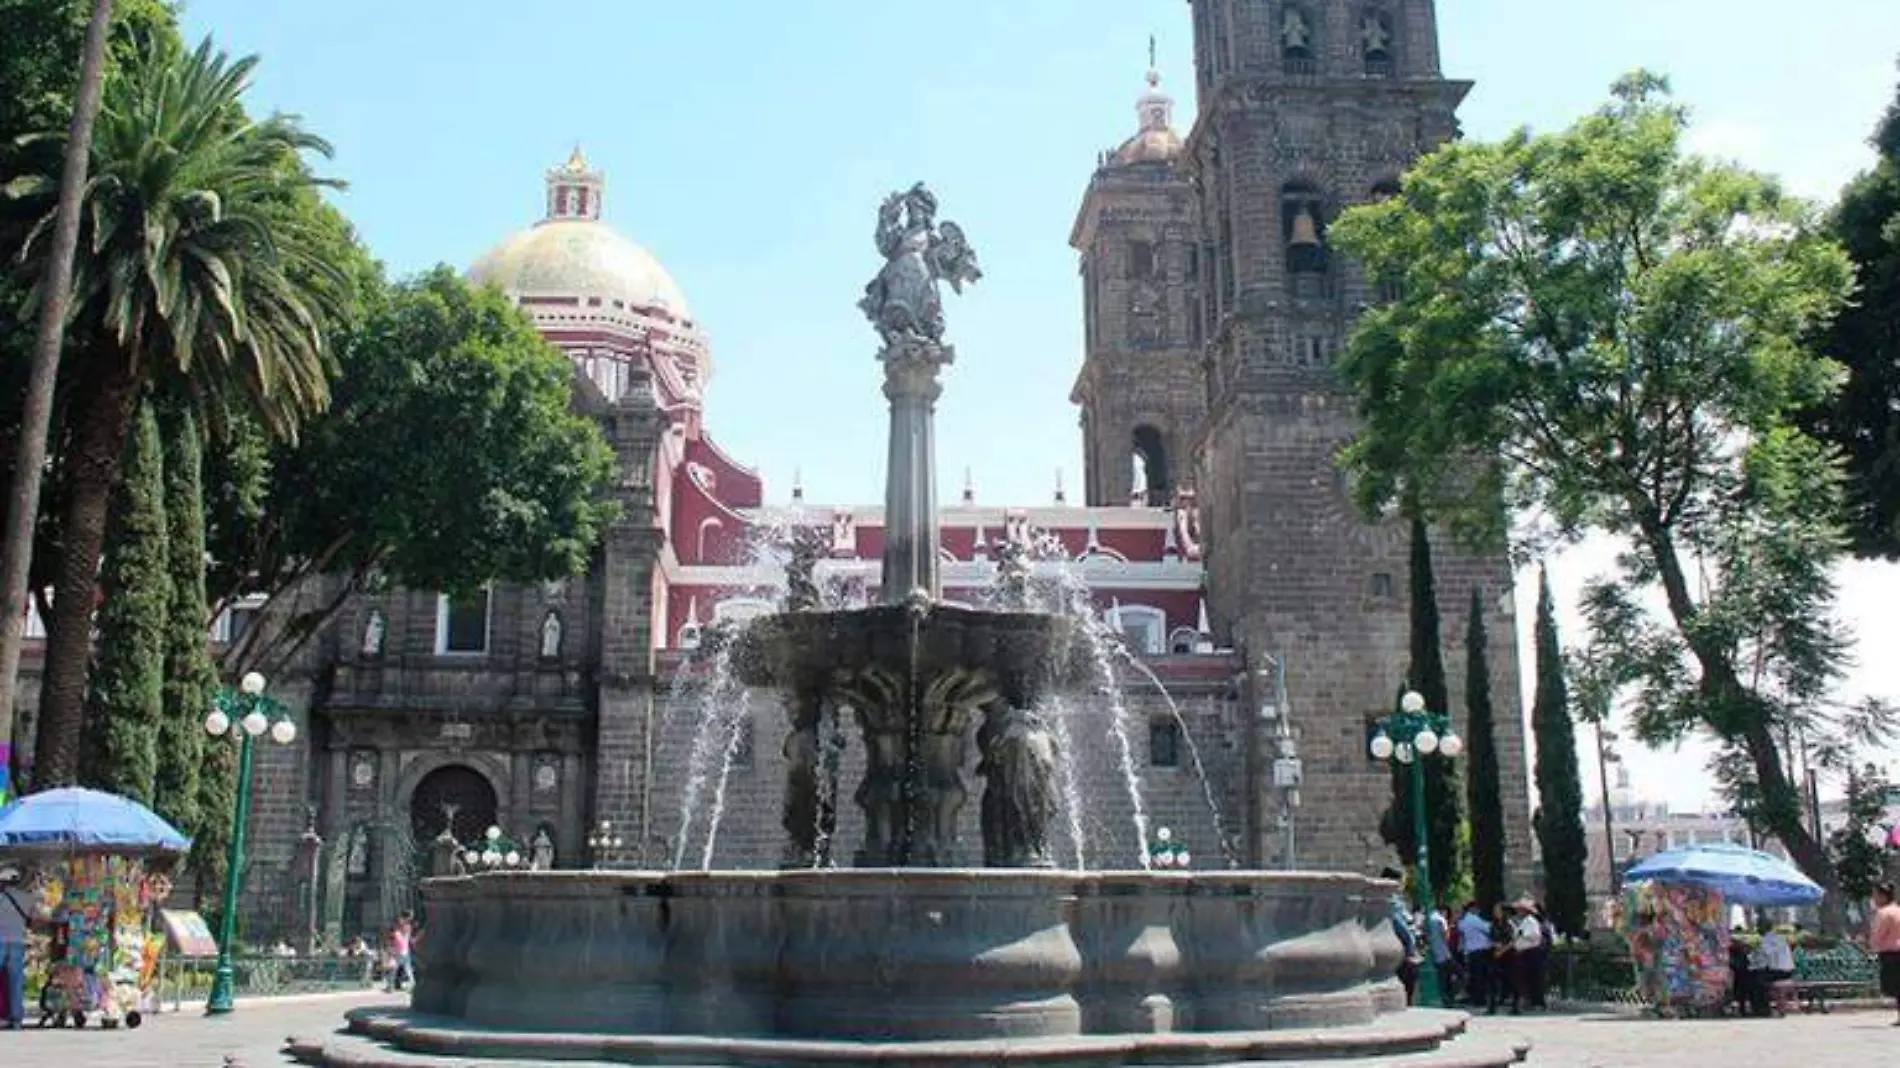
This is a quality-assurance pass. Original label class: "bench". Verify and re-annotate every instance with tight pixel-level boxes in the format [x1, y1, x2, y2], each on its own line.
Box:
[1791, 946, 1879, 1013]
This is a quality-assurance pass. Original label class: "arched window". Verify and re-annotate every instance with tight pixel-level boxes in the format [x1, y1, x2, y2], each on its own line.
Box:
[1132, 425, 1172, 506]
[1109, 604, 1169, 655]
[1281, 182, 1329, 282]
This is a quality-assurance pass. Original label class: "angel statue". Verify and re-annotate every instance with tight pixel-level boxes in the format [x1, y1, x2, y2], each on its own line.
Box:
[858, 183, 982, 352]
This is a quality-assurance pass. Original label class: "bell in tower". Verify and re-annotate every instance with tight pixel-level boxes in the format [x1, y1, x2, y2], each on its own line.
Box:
[1284, 196, 1327, 275]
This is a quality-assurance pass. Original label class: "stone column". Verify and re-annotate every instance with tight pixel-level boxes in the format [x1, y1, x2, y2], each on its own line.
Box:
[878, 338, 952, 604]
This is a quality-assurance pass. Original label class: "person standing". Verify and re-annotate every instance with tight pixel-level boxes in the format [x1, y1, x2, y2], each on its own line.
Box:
[1427, 903, 1457, 1002]
[1456, 902, 1493, 1010]
[1871, 881, 1900, 1027]
[0, 865, 37, 1030]
[1506, 901, 1543, 1015]
[384, 912, 415, 993]
[1381, 869, 1420, 1004]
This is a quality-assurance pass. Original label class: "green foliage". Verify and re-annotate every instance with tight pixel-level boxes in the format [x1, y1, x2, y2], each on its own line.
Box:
[1802, 68, 1900, 557]
[1381, 517, 1464, 893]
[153, 396, 210, 835]
[1531, 570, 1589, 935]
[1464, 588, 1507, 910]
[1329, 71, 1867, 902]
[208, 267, 619, 670]
[1827, 762, 1894, 903]
[189, 725, 236, 909]
[79, 399, 168, 803]
[3, 31, 350, 784]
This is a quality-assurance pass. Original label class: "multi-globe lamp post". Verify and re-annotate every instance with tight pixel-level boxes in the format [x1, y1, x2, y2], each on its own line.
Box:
[587, 819, 626, 868]
[204, 671, 298, 1015]
[462, 825, 527, 870]
[1368, 689, 1463, 1009]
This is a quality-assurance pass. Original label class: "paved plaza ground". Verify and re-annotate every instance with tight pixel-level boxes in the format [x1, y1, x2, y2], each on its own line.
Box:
[0, 992, 1894, 1067]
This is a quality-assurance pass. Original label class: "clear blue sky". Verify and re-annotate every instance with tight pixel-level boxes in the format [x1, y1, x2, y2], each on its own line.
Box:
[176, 0, 1900, 809]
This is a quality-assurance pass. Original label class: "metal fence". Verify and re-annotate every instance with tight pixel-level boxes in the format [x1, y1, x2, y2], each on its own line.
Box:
[154, 954, 378, 1011]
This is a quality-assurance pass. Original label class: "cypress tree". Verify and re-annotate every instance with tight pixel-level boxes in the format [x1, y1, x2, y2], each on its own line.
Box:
[79, 399, 171, 805]
[1381, 516, 1464, 895]
[153, 398, 211, 835]
[1464, 588, 1507, 910]
[1532, 567, 1589, 935]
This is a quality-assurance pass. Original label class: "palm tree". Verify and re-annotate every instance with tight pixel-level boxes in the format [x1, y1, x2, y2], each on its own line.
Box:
[2, 32, 344, 787]
[0, 0, 115, 804]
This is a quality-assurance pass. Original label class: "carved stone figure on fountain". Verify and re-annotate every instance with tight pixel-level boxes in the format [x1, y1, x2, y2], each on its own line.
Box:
[993, 538, 1033, 611]
[859, 182, 982, 360]
[779, 693, 839, 868]
[781, 528, 826, 612]
[978, 704, 1062, 868]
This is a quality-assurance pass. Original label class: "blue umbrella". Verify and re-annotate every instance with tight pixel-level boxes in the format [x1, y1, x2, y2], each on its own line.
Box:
[0, 786, 190, 856]
[1624, 841, 1823, 907]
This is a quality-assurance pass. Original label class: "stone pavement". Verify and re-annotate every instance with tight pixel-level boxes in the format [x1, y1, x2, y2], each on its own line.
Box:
[0, 989, 400, 1068]
[1463, 1006, 1900, 1068]
[0, 994, 1894, 1067]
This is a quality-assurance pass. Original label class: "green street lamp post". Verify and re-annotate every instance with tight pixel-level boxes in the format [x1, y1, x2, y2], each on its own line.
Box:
[204, 671, 298, 1016]
[1369, 689, 1463, 1009]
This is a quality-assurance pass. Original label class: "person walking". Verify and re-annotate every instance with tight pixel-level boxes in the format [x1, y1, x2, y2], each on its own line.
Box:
[1871, 881, 1900, 1027]
[0, 865, 37, 1030]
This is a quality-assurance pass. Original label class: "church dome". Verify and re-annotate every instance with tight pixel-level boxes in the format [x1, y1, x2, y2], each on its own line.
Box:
[467, 148, 693, 323]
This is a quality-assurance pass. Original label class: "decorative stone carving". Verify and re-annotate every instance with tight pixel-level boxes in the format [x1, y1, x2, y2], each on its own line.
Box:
[361, 609, 386, 658]
[992, 539, 1033, 611]
[858, 183, 981, 353]
[541, 578, 568, 602]
[539, 610, 562, 659]
[779, 693, 842, 868]
[530, 828, 555, 871]
[977, 704, 1061, 868]
[781, 529, 825, 612]
[532, 755, 558, 794]
[350, 751, 377, 791]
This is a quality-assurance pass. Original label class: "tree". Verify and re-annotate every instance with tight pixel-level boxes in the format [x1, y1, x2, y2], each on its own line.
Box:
[1802, 66, 1900, 557]
[1827, 762, 1893, 905]
[3, 33, 346, 786]
[0, 0, 116, 803]
[1382, 515, 1464, 896]
[1329, 72, 1871, 917]
[152, 395, 210, 833]
[1530, 569, 1588, 935]
[206, 267, 620, 675]
[1463, 587, 1507, 911]
[77, 397, 166, 802]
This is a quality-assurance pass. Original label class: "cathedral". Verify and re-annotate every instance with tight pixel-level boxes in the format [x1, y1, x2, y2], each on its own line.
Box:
[18, 0, 1534, 941]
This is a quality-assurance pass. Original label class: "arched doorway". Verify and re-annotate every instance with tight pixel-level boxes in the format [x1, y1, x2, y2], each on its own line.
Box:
[409, 764, 498, 849]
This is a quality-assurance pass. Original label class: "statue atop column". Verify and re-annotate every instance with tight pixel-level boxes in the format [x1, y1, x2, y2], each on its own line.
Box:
[858, 183, 982, 359]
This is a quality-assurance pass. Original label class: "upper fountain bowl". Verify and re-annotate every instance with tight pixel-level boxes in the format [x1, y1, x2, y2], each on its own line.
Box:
[730, 602, 1088, 707]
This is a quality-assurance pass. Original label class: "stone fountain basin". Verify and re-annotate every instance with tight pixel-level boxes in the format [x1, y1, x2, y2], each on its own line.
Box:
[411, 868, 1410, 1042]
[729, 604, 1086, 703]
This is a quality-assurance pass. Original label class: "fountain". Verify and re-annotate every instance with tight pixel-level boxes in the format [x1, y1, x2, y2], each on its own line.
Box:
[286, 186, 1530, 1067]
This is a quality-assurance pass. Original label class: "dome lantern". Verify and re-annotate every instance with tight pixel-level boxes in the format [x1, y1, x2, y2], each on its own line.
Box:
[546, 145, 604, 222]
[1110, 38, 1183, 167]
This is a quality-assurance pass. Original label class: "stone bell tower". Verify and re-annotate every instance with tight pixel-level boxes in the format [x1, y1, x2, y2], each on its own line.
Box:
[1183, 0, 1535, 879]
[1072, 51, 1204, 508]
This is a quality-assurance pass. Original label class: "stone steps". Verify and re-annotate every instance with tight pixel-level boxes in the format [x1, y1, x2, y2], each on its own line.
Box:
[282, 1008, 1531, 1068]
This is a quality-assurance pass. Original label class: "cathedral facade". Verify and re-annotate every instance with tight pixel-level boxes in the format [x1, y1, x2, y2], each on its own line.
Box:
[15, 0, 1534, 942]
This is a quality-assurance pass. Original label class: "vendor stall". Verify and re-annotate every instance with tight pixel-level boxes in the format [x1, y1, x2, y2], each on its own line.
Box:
[0, 787, 190, 1029]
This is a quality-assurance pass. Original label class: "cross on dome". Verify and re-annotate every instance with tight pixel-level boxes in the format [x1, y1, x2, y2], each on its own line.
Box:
[1137, 36, 1173, 134]
[545, 145, 605, 222]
